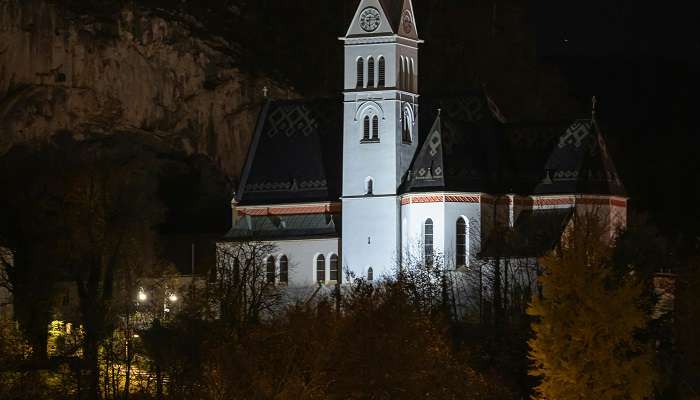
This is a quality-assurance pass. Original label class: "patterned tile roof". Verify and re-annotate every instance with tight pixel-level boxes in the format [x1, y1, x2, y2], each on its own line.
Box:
[237, 92, 625, 208]
[402, 90, 626, 196]
[236, 99, 342, 206]
[224, 213, 341, 240]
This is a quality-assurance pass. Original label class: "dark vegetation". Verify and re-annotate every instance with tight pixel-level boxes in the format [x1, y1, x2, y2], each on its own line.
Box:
[0, 0, 698, 399]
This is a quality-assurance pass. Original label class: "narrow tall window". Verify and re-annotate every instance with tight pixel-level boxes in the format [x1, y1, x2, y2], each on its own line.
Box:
[356, 58, 364, 88]
[367, 267, 374, 281]
[456, 218, 467, 268]
[367, 57, 375, 87]
[363, 115, 370, 140]
[402, 57, 408, 89]
[316, 254, 326, 283]
[266, 256, 275, 284]
[402, 108, 411, 143]
[410, 58, 416, 92]
[378, 57, 385, 87]
[329, 254, 339, 281]
[424, 219, 434, 266]
[279, 255, 288, 284]
[398, 57, 404, 89]
[372, 115, 379, 140]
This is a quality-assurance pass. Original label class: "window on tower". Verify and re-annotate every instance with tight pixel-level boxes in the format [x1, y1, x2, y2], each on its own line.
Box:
[410, 58, 415, 92]
[356, 58, 364, 88]
[367, 267, 374, 281]
[316, 254, 326, 283]
[372, 115, 379, 140]
[363, 115, 370, 141]
[378, 57, 385, 87]
[367, 57, 375, 87]
[456, 218, 468, 268]
[402, 108, 412, 143]
[424, 219, 434, 266]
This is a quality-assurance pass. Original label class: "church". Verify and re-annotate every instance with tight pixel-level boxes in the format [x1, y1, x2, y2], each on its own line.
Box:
[219, 0, 627, 289]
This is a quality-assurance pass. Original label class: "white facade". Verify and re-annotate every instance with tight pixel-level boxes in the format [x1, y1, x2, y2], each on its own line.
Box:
[341, 0, 421, 279]
[221, 0, 628, 292]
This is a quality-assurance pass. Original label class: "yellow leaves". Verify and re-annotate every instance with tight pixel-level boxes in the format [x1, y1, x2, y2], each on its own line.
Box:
[528, 216, 656, 400]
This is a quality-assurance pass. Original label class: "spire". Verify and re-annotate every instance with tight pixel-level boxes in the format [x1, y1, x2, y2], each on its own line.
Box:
[404, 110, 445, 190]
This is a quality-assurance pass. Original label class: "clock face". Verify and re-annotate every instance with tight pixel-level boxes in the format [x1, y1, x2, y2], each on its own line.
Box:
[402, 11, 413, 34]
[359, 7, 381, 32]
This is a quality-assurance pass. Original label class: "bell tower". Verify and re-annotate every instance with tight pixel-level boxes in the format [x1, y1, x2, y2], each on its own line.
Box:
[340, 0, 422, 278]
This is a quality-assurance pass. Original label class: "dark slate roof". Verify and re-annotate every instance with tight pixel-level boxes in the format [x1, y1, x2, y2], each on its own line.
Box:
[378, 0, 405, 32]
[224, 213, 341, 241]
[236, 91, 625, 208]
[236, 99, 342, 206]
[402, 90, 626, 196]
[480, 208, 573, 258]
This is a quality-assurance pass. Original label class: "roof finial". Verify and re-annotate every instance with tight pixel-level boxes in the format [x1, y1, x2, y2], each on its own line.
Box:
[591, 95, 597, 120]
[437, 108, 442, 117]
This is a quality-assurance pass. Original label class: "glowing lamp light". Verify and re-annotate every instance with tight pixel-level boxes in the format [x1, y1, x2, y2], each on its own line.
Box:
[168, 293, 178, 302]
[137, 289, 147, 302]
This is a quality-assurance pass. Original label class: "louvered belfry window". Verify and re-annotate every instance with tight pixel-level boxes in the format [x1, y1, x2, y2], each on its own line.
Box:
[372, 115, 379, 139]
[357, 58, 364, 88]
[330, 254, 339, 281]
[279, 255, 288, 284]
[363, 116, 370, 140]
[367, 57, 375, 87]
[378, 57, 385, 87]
[266, 256, 275, 284]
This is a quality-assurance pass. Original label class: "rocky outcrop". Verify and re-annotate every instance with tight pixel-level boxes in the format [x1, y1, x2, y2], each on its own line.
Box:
[0, 0, 293, 178]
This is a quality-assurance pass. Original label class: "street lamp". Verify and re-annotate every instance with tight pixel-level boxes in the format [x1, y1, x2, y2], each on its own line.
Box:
[137, 288, 148, 302]
[168, 293, 178, 303]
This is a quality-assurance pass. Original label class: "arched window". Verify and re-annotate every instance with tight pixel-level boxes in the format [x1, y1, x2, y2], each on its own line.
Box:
[367, 267, 374, 281]
[402, 57, 408, 90]
[402, 107, 411, 143]
[266, 256, 275, 284]
[367, 57, 375, 87]
[378, 57, 385, 87]
[372, 115, 379, 140]
[363, 115, 370, 140]
[356, 58, 364, 88]
[410, 58, 416, 92]
[316, 254, 325, 283]
[329, 254, 340, 282]
[279, 255, 288, 284]
[424, 219, 434, 266]
[456, 218, 468, 268]
[366, 177, 373, 195]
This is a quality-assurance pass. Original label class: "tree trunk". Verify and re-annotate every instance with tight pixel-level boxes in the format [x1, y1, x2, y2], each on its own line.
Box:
[84, 334, 100, 400]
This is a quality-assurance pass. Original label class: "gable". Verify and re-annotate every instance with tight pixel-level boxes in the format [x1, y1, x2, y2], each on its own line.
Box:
[396, 0, 419, 40]
[346, 0, 396, 38]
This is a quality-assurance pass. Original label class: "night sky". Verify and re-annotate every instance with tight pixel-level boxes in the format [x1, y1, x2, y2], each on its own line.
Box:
[250, 0, 699, 241]
[533, 0, 699, 241]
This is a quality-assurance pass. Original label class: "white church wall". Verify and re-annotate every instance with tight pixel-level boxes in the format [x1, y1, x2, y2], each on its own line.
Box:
[400, 197, 481, 268]
[342, 196, 399, 280]
[270, 238, 341, 286]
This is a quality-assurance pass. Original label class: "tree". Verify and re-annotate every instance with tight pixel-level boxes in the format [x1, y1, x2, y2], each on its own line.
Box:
[528, 213, 656, 400]
[51, 139, 164, 400]
[213, 240, 283, 333]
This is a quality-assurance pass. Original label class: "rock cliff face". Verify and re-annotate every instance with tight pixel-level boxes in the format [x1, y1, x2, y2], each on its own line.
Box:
[0, 0, 292, 178]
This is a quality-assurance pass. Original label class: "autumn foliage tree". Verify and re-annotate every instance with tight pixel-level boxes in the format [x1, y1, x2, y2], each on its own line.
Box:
[527, 213, 656, 399]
